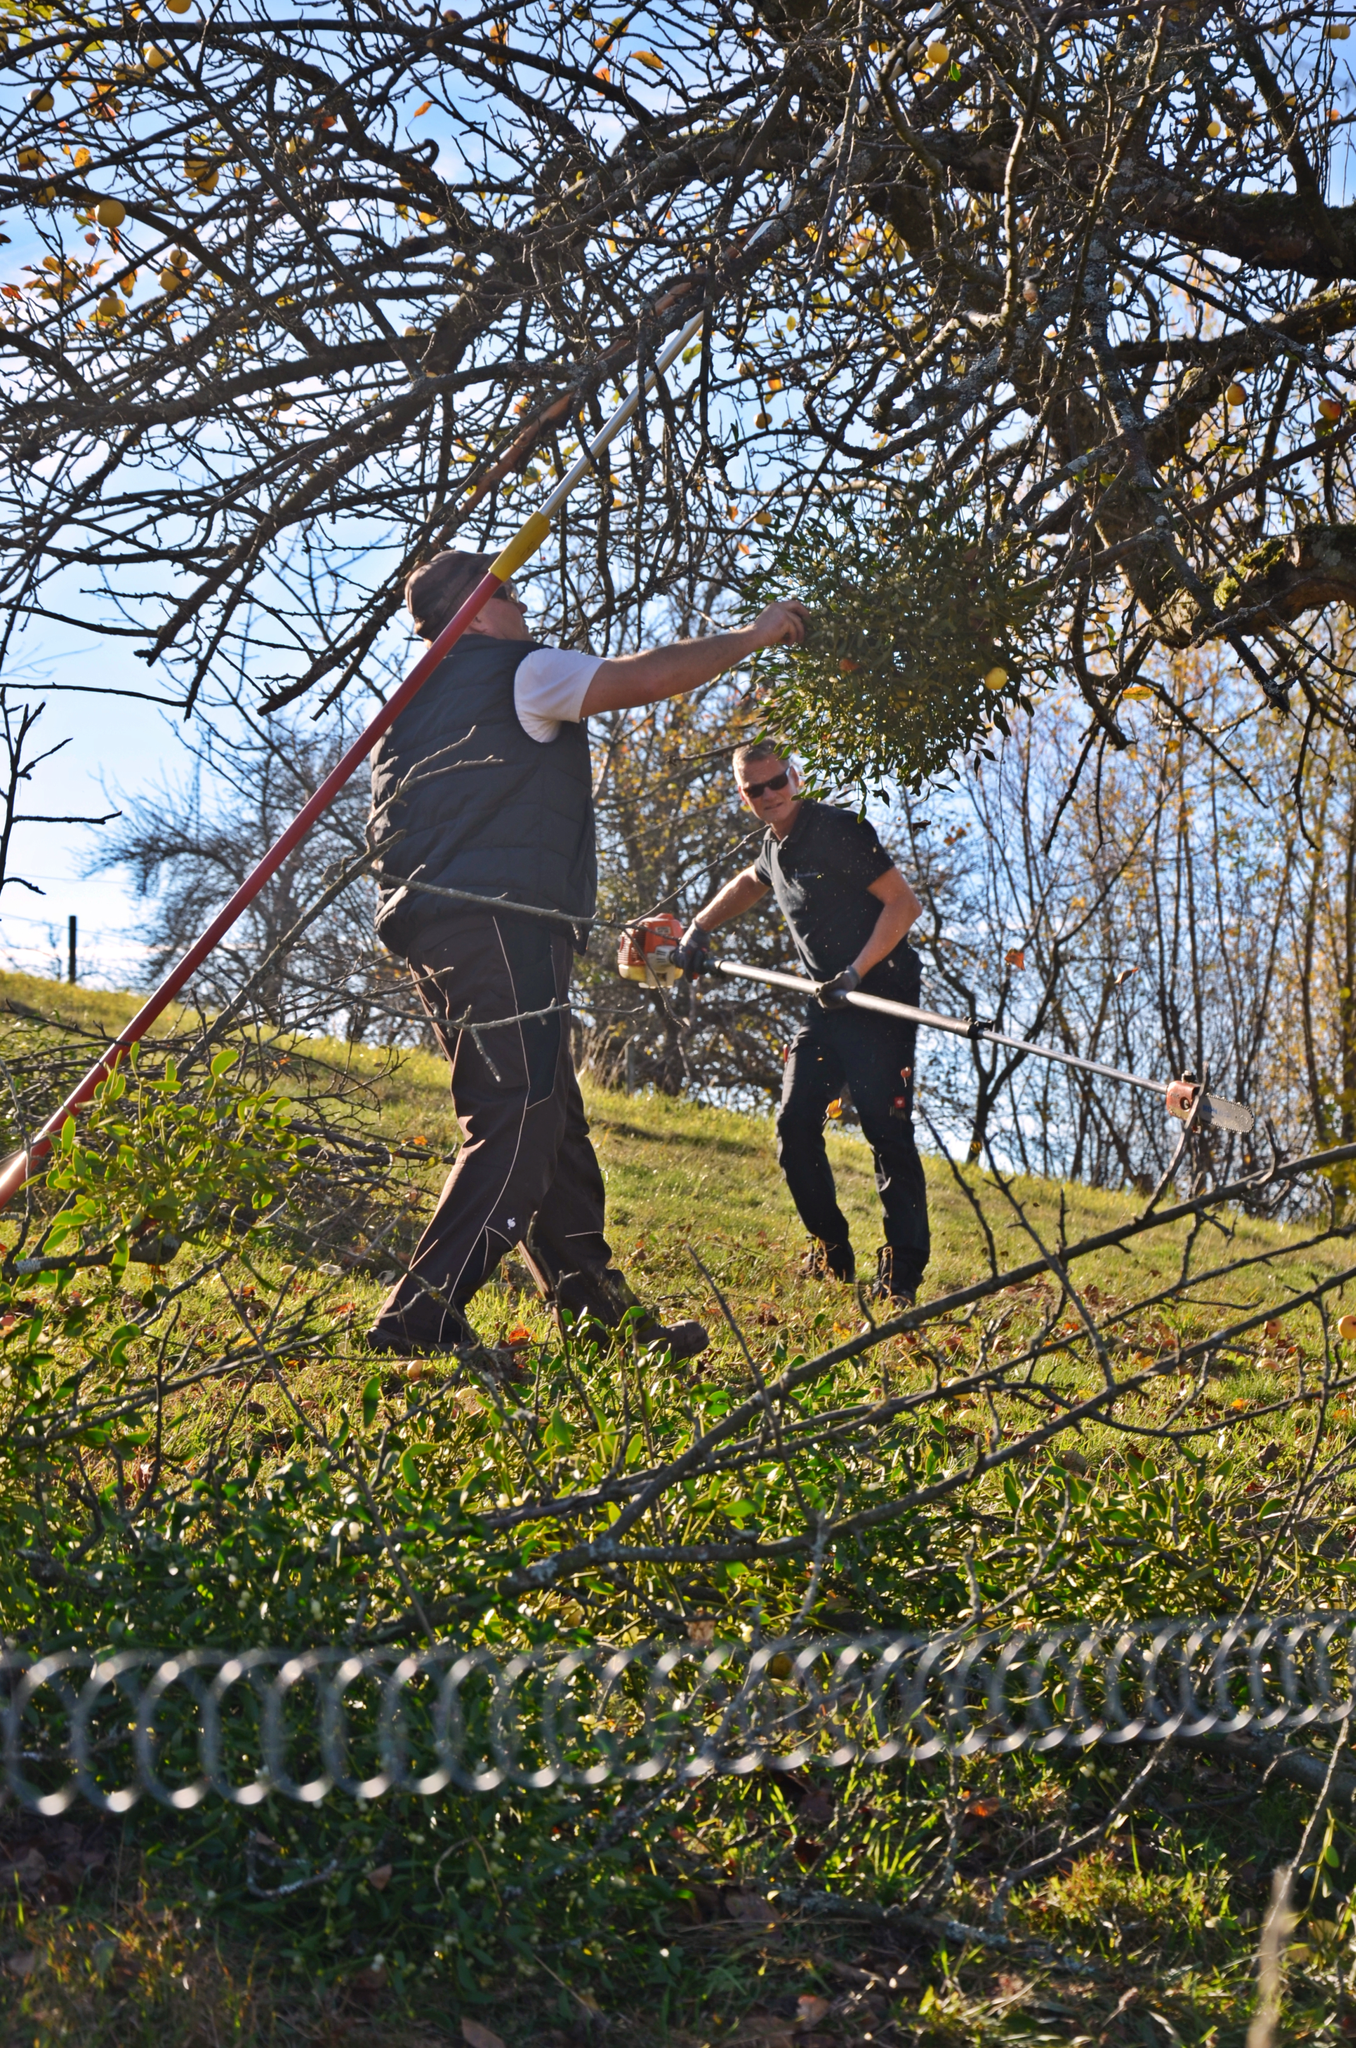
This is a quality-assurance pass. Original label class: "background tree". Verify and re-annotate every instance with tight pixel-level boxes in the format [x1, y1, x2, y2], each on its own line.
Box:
[576, 683, 807, 1100]
[90, 715, 421, 1041]
[888, 653, 1318, 1190]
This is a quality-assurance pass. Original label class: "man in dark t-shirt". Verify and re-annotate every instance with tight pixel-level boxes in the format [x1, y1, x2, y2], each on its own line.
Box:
[678, 742, 929, 1303]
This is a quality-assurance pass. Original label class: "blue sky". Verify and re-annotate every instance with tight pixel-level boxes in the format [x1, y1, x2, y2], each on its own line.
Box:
[0, 614, 196, 986]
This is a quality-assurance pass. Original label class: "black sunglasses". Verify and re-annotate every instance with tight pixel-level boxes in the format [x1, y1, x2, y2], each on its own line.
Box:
[740, 769, 792, 800]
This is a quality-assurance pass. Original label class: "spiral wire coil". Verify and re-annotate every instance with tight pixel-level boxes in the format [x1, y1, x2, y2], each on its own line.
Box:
[4, 1614, 1353, 1816]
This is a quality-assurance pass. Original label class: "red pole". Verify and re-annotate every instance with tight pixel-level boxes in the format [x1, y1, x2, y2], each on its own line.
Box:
[0, 291, 703, 1223]
[0, 560, 520, 1216]
[0, 126, 853, 1221]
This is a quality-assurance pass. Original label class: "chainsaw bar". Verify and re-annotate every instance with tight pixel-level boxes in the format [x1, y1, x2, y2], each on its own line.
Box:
[1167, 1090, 1255, 1135]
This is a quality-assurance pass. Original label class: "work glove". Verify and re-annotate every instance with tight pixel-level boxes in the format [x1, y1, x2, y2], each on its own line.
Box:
[816, 965, 861, 1009]
[675, 924, 713, 980]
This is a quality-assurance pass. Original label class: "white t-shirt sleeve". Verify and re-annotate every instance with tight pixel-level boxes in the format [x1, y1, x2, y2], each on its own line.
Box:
[514, 646, 602, 744]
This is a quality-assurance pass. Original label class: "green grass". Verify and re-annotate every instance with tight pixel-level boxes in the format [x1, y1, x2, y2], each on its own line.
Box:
[2, 970, 1356, 2046]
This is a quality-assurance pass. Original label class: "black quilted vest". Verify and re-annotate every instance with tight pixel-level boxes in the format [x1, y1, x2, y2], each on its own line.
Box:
[368, 635, 596, 955]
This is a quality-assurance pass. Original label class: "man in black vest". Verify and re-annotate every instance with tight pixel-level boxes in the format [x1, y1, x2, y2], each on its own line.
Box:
[366, 551, 806, 1360]
[677, 743, 929, 1305]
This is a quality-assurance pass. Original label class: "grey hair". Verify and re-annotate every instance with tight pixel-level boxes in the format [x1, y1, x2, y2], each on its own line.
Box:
[732, 739, 789, 779]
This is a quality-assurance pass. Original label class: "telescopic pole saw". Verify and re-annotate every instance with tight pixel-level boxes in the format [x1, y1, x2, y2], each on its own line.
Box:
[0, 137, 843, 1219]
[712, 959, 1257, 1135]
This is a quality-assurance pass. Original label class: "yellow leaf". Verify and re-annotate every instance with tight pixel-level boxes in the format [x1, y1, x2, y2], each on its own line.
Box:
[724, 1890, 780, 1925]
[634, 49, 664, 70]
[413, 99, 431, 116]
[462, 2022, 506, 2048]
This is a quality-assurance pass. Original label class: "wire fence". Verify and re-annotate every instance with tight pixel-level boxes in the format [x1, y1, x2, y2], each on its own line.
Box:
[5, 1613, 1353, 1817]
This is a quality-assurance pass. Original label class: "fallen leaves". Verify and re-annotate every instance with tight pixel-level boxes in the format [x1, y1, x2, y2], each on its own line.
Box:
[461, 2021, 506, 2048]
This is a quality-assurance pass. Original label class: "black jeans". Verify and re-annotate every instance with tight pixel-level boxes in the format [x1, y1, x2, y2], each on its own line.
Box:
[776, 1000, 930, 1289]
[370, 914, 610, 1346]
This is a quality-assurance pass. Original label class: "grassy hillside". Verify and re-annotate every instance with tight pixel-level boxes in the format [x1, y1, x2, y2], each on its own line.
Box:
[1, 971, 1354, 2047]
[4, 968, 1346, 1367]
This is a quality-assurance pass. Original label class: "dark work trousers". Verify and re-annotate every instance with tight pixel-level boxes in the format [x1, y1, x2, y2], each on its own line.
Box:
[370, 914, 610, 1346]
[777, 1001, 930, 1290]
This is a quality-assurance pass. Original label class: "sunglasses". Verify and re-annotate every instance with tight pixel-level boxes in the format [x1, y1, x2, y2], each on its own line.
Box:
[740, 769, 792, 800]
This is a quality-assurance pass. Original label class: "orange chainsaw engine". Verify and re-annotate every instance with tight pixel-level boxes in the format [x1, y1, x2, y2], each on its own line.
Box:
[617, 913, 687, 987]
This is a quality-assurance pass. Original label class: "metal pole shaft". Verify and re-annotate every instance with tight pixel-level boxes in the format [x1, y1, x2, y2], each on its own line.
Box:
[712, 960, 1256, 1133]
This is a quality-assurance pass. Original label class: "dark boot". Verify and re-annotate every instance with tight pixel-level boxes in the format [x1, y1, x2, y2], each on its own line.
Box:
[799, 1239, 855, 1283]
[521, 1225, 709, 1360]
[366, 1310, 530, 1382]
[872, 1245, 920, 1308]
[556, 1263, 709, 1360]
[366, 1298, 479, 1357]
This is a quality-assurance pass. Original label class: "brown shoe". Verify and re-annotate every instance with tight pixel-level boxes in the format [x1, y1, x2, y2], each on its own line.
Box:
[366, 1303, 478, 1355]
[555, 1265, 709, 1360]
[367, 1312, 528, 1381]
[799, 1239, 855, 1283]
